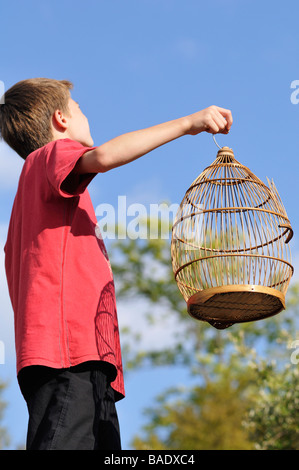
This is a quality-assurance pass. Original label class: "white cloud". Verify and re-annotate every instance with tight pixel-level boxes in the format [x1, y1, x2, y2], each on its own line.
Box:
[117, 296, 186, 355]
[0, 224, 16, 361]
[290, 238, 299, 283]
[0, 142, 23, 190]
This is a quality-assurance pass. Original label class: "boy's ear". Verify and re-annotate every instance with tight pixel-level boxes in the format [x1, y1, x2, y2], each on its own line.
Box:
[52, 109, 69, 130]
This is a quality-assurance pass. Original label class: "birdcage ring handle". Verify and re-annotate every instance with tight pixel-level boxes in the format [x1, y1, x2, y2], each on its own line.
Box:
[278, 223, 293, 244]
[212, 133, 230, 150]
[212, 134, 222, 149]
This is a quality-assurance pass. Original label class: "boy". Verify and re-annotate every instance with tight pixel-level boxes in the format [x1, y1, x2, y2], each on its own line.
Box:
[0, 78, 232, 450]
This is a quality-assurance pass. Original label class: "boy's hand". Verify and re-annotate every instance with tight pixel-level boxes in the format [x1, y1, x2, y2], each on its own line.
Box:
[185, 105, 233, 136]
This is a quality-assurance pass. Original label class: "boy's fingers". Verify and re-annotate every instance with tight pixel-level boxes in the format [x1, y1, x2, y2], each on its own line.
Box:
[216, 112, 229, 130]
[210, 106, 233, 130]
[210, 111, 229, 134]
[218, 107, 233, 130]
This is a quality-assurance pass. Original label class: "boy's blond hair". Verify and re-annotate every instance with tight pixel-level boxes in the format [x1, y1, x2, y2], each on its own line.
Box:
[0, 78, 73, 160]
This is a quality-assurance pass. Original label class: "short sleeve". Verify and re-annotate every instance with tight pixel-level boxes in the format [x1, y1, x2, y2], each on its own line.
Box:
[45, 139, 97, 198]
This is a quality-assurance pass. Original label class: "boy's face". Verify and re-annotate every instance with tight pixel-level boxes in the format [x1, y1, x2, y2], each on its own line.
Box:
[65, 98, 94, 147]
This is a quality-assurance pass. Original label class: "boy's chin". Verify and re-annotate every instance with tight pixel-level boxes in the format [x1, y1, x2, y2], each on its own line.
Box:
[80, 136, 94, 147]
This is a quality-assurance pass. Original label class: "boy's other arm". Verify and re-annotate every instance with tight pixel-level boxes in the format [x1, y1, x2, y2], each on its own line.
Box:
[74, 106, 232, 174]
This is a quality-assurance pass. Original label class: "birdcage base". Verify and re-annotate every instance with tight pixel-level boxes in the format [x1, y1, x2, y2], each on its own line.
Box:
[187, 285, 286, 330]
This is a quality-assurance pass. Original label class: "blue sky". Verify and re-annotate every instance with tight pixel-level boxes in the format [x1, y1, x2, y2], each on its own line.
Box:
[0, 0, 299, 450]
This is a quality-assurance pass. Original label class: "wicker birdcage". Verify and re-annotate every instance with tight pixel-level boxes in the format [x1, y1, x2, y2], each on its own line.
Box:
[171, 144, 294, 330]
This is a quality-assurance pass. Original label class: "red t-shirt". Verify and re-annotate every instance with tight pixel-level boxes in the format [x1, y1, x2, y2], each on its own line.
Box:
[4, 139, 124, 399]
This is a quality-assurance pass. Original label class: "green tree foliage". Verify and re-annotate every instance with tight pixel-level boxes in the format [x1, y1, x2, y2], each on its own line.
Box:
[244, 362, 299, 450]
[132, 368, 256, 450]
[108, 216, 299, 450]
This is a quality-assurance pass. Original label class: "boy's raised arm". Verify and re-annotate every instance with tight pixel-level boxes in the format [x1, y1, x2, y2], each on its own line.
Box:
[74, 105, 232, 174]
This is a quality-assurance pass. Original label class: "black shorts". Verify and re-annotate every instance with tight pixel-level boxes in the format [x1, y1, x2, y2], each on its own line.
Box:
[18, 361, 121, 450]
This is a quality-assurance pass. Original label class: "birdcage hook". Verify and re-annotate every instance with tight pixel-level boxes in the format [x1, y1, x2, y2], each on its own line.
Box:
[212, 134, 222, 149]
[212, 132, 231, 150]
